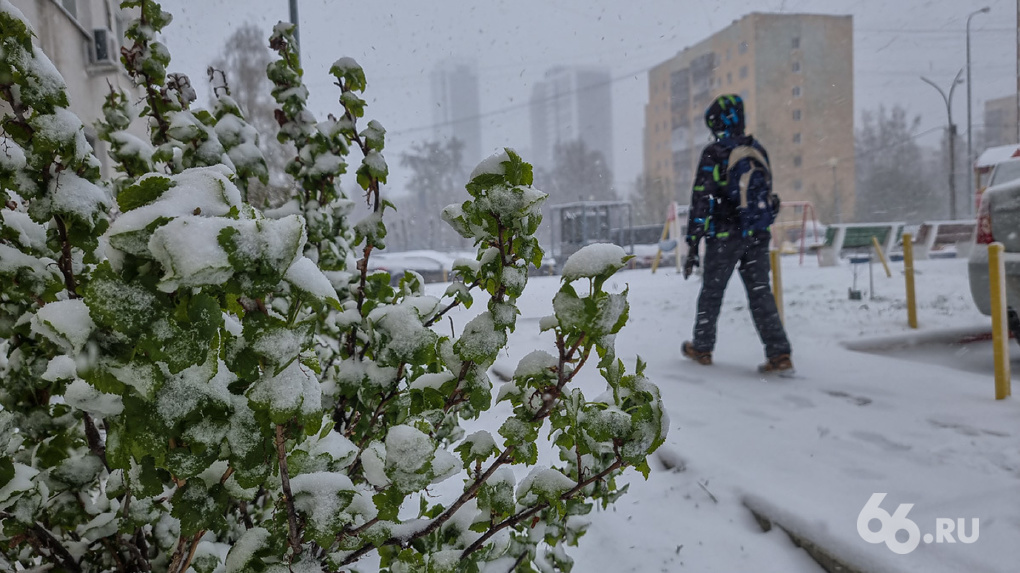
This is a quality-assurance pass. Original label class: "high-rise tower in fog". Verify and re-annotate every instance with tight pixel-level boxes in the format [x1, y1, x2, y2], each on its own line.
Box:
[530, 66, 614, 175]
[431, 59, 482, 169]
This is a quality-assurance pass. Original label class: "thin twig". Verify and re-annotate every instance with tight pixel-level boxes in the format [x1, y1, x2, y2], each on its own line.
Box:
[53, 214, 79, 298]
[423, 278, 482, 328]
[697, 480, 719, 504]
[176, 531, 204, 573]
[81, 412, 107, 467]
[276, 424, 303, 557]
[340, 447, 516, 566]
[460, 458, 626, 559]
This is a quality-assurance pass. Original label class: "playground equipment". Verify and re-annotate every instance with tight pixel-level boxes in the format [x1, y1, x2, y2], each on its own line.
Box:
[651, 202, 688, 274]
[548, 201, 634, 270]
[769, 200, 822, 265]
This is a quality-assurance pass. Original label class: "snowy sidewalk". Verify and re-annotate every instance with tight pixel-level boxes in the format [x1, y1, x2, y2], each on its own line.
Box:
[495, 257, 1020, 572]
[433, 256, 1019, 571]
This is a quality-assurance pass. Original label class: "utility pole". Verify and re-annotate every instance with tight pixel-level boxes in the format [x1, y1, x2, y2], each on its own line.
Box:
[829, 157, 841, 223]
[967, 6, 990, 217]
[290, 0, 300, 63]
[922, 70, 964, 220]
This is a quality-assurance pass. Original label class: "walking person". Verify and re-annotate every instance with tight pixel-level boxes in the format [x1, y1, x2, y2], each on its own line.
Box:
[680, 94, 794, 375]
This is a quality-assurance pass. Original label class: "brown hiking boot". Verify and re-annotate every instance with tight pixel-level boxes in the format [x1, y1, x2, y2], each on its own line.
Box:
[682, 341, 712, 365]
[758, 354, 794, 375]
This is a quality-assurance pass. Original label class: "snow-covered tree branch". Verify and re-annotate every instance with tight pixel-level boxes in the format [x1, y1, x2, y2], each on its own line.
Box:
[0, 1, 665, 571]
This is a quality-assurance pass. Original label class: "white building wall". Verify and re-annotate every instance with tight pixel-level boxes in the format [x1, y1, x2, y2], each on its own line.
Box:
[9, 0, 143, 177]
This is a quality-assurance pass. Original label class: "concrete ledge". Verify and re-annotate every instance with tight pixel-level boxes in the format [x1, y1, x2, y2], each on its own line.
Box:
[840, 324, 994, 353]
[742, 499, 866, 573]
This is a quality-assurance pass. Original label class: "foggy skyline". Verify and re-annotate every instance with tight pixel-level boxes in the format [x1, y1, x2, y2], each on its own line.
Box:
[158, 0, 1019, 195]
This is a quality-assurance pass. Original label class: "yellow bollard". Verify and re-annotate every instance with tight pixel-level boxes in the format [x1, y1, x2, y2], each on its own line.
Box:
[770, 249, 784, 325]
[650, 217, 671, 274]
[988, 242, 1012, 399]
[902, 232, 917, 329]
[870, 235, 892, 278]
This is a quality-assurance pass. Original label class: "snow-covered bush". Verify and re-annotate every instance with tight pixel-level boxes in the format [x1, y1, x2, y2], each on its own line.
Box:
[0, 1, 666, 571]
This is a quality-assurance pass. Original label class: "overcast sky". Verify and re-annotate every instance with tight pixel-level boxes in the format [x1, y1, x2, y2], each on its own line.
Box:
[159, 0, 1018, 194]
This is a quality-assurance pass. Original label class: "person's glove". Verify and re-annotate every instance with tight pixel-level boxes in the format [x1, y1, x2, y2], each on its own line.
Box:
[682, 253, 700, 279]
[769, 193, 781, 215]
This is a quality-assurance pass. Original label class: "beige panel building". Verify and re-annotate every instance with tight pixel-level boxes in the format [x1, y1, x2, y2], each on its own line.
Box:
[983, 95, 1018, 150]
[644, 12, 854, 224]
[8, 0, 141, 177]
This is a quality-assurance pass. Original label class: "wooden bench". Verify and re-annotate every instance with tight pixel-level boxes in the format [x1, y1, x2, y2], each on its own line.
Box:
[911, 220, 976, 259]
[817, 222, 904, 266]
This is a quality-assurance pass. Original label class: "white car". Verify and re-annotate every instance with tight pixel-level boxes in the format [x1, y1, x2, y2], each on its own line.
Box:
[968, 158, 1020, 342]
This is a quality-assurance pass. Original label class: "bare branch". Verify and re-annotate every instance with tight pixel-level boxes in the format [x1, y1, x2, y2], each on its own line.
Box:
[460, 457, 625, 559]
[276, 424, 303, 557]
[0, 512, 83, 572]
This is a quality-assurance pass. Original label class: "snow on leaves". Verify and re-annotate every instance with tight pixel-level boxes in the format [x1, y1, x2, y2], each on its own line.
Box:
[0, 2, 664, 570]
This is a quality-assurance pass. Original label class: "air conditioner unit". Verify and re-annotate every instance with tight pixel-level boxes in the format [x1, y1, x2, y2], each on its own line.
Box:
[91, 28, 117, 65]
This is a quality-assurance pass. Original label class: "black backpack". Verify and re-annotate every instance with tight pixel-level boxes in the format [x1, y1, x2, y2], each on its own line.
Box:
[722, 143, 780, 235]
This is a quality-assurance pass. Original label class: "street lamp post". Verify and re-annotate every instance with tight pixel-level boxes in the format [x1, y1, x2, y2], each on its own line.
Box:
[289, 0, 300, 62]
[967, 6, 991, 217]
[828, 157, 841, 223]
[922, 69, 965, 220]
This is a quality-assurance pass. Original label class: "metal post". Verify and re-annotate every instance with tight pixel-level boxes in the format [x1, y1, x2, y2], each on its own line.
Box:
[949, 123, 958, 219]
[903, 232, 918, 329]
[922, 70, 964, 220]
[967, 7, 990, 218]
[829, 158, 841, 223]
[988, 242, 1012, 399]
[289, 0, 300, 63]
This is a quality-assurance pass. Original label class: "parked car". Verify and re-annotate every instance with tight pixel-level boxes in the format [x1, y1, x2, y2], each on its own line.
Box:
[985, 156, 1020, 189]
[968, 172, 1020, 343]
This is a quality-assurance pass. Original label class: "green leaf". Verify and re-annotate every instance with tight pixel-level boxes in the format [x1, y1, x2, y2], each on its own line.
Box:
[0, 458, 14, 488]
[172, 482, 229, 537]
[136, 456, 169, 498]
[118, 175, 174, 212]
[373, 487, 405, 521]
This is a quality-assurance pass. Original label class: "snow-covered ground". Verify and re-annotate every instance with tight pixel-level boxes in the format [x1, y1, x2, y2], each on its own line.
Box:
[428, 252, 1020, 572]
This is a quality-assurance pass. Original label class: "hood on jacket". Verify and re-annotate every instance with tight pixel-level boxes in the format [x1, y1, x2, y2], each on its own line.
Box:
[705, 94, 745, 139]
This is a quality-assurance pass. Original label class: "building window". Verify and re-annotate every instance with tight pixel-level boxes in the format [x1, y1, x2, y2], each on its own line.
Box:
[792, 109, 802, 121]
[739, 41, 748, 54]
[792, 86, 802, 98]
[792, 37, 800, 49]
[739, 66, 748, 79]
[793, 179, 803, 191]
[740, 90, 749, 101]
[793, 155, 802, 167]
[727, 72, 732, 84]
[726, 48, 731, 61]
[793, 132, 801, 144]
[61, 0, 77, 18]
[792, 61, 801, 73]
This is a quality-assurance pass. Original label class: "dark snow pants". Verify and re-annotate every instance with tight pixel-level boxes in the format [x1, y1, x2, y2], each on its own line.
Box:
[691, 233, 792, 359]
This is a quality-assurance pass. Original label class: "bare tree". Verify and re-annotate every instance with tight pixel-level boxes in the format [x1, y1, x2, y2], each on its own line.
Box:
[855, 106, 942, 223]
[396, 138, 470, 251]
[629, 174, 673, 225]
[210, 23, 293, 207]
[538, 139, 616, 206]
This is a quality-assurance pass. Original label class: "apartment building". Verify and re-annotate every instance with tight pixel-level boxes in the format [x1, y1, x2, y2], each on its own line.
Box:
[644, 13, 854, 224]
[530, 65, 614, 176]
[7, 0, 141, 177]
[983, 94, 1018, 149]
[430, 58, 483, 170]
